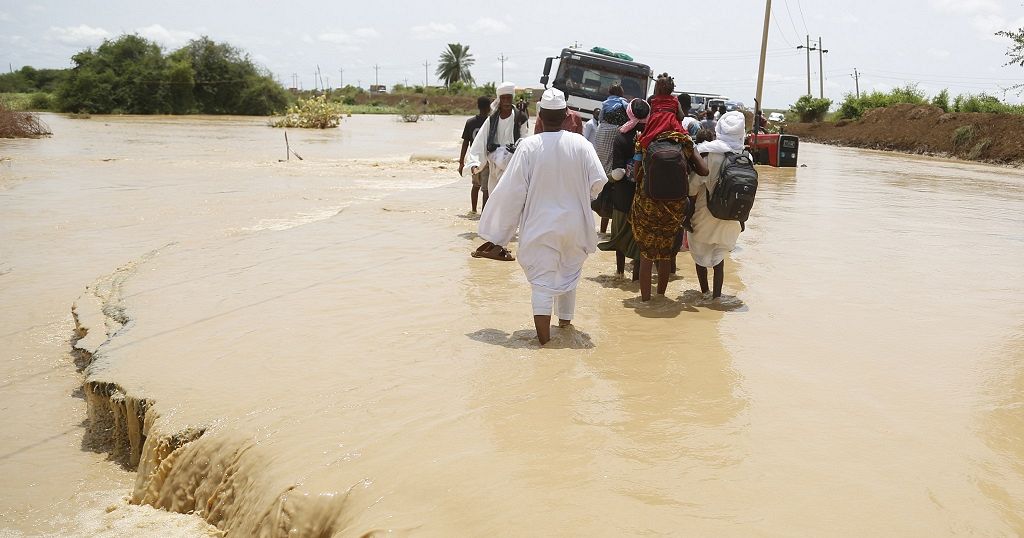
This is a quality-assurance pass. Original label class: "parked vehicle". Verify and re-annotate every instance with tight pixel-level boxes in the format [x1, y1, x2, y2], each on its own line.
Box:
[540, 48, 653, 120]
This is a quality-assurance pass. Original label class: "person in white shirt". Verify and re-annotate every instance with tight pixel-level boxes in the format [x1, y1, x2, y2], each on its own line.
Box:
[474, 88, 608, 345]
[582, 107, 600, 145]
[463, 81, 531, 194]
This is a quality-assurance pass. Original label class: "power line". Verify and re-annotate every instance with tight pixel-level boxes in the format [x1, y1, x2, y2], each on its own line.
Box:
[795, 0, 810, 34]
[781, 0, 803, 42]
[771, 10, 795, 47]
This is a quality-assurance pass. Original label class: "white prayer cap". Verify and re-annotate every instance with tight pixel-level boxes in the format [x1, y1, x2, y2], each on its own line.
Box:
[497, 81, 516, 96]
[539, 88, 567, 110]
[716, 111, 746, 150]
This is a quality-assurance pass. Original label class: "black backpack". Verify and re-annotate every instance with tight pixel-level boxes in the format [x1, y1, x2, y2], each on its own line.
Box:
[642, 139, 689, 201]
[706, 151, 758, 228]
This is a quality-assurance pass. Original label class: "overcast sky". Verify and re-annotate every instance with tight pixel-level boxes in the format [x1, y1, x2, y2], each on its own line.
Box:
[3, 0, 1023, 108]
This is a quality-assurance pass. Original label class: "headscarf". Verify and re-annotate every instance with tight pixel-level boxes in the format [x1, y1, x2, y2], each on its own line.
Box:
[491, 81, 516, 112]
[619, 98, 650, 133]
[695, 111, 746, 154]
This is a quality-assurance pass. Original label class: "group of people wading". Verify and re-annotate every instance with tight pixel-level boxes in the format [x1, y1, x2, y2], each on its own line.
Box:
[459, 76, 747, 345]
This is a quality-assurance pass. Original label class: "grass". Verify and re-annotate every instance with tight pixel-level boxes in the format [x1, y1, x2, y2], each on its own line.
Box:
[952, 125, 976, 149]
[0, 92, 34, 111]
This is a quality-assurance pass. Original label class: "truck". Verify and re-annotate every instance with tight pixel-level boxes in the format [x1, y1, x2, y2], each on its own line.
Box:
[539, 48, 654, 121]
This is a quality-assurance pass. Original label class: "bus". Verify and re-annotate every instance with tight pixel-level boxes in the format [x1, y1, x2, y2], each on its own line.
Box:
[540, 48, 653, 121]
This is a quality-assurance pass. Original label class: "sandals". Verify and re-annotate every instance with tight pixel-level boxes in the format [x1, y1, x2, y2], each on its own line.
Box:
[471, 242, 515, 261]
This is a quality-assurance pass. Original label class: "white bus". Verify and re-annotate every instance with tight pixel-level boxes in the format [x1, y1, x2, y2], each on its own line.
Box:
[540, 48, 653, 121]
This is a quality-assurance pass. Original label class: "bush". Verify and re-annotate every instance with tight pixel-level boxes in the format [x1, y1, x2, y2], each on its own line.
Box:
[967, 138, 992, 160]
[271, 94, 343, 128]
[55, 34, 288, 115]
[953, 93, 1024, 114]
[952, 125, 975, 149]
[29, 92, 52, 110]
[837, 84, 926, 119]
[789, 95, 832, 122]
[0, 100, 51, 138]
[931, 89, 950, 112]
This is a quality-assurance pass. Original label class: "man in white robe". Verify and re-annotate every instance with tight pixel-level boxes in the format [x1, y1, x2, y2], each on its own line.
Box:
[477, 88, 608, 345]
[463, 81, 531, 194]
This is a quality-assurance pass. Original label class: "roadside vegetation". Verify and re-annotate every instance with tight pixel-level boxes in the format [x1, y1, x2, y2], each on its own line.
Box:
[0, 99, 51, 138]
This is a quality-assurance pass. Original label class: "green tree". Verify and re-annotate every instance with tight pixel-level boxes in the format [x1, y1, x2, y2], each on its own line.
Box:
[435, 43, 475, 88]
[56, 35, 168, 113]
[790, 95, 832, 122]
[169, 36, 287, 115]
[931, 89, 950, 112]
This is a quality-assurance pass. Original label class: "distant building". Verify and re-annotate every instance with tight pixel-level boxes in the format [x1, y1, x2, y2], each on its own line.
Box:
[370, 84, 387, 94]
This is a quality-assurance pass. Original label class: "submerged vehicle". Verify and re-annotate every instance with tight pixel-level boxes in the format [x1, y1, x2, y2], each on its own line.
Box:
[540, 48, 653, 120]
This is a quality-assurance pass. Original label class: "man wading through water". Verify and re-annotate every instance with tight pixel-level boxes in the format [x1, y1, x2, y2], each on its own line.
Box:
[474, 88, 608, 345]
[459, 95, 494, 213]
[463, 82, 530, 200]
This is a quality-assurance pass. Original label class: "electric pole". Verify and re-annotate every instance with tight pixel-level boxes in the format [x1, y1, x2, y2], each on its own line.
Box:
[796, 35, 818, 97]
[852, 68, 860, 98]
[754, 0, 772, 138]
[339, 68, 344, 88]
[817, 37, 828, 99]
[423, 60, 430, 87]
[373, 64, 380, 88]
[570, 40, 582, 48]
[498, 53, 508, 81]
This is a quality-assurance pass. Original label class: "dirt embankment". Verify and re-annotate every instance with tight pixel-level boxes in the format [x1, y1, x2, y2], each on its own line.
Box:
[786, 104, 1024, 165]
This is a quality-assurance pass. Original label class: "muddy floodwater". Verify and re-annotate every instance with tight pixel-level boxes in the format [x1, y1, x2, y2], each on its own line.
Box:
[1, 114, 1022, 536]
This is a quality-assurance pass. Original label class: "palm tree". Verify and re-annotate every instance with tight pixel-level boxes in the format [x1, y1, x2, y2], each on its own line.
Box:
[435, 43, 475, 87]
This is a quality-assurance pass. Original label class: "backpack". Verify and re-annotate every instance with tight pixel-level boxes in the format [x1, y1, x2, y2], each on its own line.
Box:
[486, 109, 528, 152]
[642, 138, 689, 201]
[706, 151, 758, 229]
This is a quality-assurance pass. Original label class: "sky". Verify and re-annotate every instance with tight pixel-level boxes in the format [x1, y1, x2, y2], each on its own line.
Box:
[2, 0, 1023, 108]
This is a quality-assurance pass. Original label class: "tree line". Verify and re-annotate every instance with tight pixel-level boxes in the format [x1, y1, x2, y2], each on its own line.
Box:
[1, 34, 289, 115]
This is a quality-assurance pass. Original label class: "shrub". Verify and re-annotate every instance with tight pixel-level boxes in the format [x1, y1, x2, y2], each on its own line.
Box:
[931, 89, 950, 112]
[837, 84, 926, 119]
[967, 138, 992, 160]
[789, 95, 832, 122]
[0, 100, 51, 138]
[952, 125, 975, 149]
[271, 95, 344, 128]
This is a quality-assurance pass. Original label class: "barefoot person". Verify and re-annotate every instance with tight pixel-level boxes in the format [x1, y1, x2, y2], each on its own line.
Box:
[476, 88, 608, 345]
[463, 82, 530, 196]
[687, 111, 746, 299]
[459, 95, 493, 213]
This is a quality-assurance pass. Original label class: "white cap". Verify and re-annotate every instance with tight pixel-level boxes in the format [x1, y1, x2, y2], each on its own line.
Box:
[539, 88, 567, 110]
[497, 81, 516, 96]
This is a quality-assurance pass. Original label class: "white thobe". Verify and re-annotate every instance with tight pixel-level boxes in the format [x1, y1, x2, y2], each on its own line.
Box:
[686, 152, 742, 268]
[462, 112, 531, 193]
[478, 131, 608, 317]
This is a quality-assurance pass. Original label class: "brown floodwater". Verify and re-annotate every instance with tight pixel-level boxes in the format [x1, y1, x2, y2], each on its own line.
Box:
[1, 114, 1022, 536]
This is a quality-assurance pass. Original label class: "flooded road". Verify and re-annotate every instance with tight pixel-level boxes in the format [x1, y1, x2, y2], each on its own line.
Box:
[1, 115, 1022, 535]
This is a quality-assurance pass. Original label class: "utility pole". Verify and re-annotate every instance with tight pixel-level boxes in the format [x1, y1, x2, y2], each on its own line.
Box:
[423, 60, 430, 87]
[373, 64, 380, 88]
[325, 75, 330, 90]
[498, 53, 508, 81]
[852, 68, 860, 98]
[817, 37, 828, 99]
[754, 0, 772, 139]
[796, 35, 818, 97]
[570, 40, 582, 48]
[339, 68, 344, 88]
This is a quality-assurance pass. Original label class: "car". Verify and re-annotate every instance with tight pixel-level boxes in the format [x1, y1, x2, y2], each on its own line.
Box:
[768, 112, 786, 123]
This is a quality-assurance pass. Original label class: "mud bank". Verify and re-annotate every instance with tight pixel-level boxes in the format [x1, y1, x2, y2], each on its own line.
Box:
[787, 104, 1024, 166]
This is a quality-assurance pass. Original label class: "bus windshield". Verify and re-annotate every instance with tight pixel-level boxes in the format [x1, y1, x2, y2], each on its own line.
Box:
[553, 57, 649, 101]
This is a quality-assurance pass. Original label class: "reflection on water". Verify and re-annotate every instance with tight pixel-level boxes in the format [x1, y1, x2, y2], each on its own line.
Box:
[1, 113, 1023, 536]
